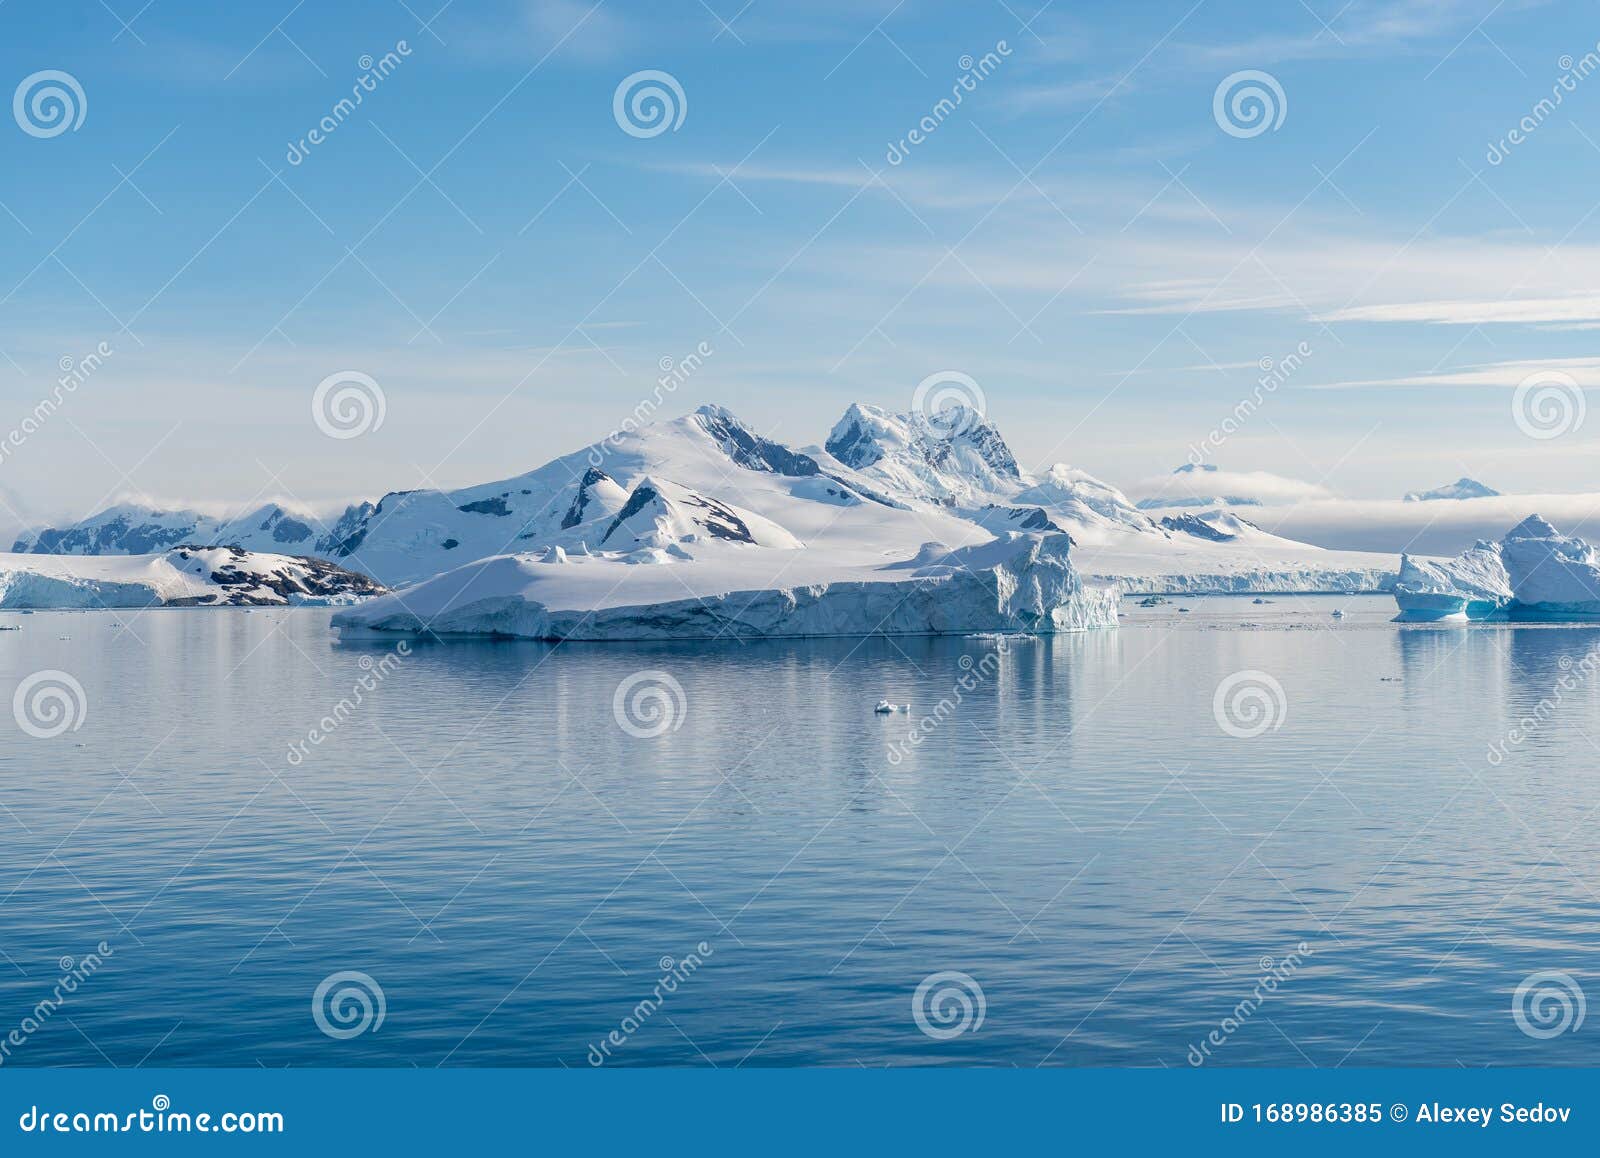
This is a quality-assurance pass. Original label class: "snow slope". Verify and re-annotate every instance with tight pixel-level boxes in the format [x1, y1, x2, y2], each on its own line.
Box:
[0, 547, 383, 608]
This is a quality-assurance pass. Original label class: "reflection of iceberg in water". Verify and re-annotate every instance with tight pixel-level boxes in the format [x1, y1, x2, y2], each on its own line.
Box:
[1397, 625, 1600, 767]
[873, 631, 1100, 770]
[1394, 516, 1600, 622]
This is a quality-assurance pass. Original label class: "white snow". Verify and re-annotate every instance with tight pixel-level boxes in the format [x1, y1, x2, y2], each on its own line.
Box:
[0, 546, 382, 608]
[1393, 514, 1600, 620]
[22, 402, 1431, 637]
[1403, 477, 1500, 502]
[332, 531, 1120, 641]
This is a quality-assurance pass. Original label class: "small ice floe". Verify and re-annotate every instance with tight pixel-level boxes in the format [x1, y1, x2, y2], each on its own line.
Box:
[874, 700, 909, 714]
[1252, 597, 1272, 605]
[1331, 608, 1346, 619]
[966, 631, 1035, 642]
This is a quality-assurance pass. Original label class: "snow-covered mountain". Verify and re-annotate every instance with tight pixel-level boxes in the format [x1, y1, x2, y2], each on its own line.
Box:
[1403, 477, 1500, 502]
[15, 500, 373, 558]
[14, 402, 1401, 608]
[823, 403, 1158, 539]
[824, 403, 1021, 505]
[0, 546, 382, 608]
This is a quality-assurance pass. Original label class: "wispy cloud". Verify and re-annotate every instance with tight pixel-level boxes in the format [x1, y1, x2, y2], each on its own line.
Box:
[1311, 355, 1600, 390]
[1321, 296, 1600, 325]
[1133, 467, 1335, 505]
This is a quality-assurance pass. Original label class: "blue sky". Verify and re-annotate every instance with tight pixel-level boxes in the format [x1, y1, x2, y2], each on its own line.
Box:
[2, 0, 1598, 524]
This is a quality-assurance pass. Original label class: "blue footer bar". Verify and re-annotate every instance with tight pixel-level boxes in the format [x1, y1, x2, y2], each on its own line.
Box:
[0, 1070, 1590, 1153]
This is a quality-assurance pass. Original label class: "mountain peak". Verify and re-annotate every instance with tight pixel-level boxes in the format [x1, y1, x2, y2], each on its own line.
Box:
[1403, 477, 1500, 502]
[1505, 513, 1560, 541]
[824, 401, 1020, 502]
[691, 405, 820, 477]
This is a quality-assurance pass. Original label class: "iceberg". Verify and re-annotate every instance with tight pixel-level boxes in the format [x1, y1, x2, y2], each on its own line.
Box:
[332, 532, 1119, 642]
[1393, 515, 1600, 621]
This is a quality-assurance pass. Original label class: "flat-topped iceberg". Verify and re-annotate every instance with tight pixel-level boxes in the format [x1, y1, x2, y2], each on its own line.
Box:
[1394, 515, 1600, 621]
[332, 531, 1119, 641]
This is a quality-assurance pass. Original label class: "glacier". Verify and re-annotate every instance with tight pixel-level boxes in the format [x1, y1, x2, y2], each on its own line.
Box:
[1393, 515, 1600, 621]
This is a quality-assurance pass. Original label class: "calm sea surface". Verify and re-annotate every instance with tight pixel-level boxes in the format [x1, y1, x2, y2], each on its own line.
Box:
[2, 595, 1599, 1067]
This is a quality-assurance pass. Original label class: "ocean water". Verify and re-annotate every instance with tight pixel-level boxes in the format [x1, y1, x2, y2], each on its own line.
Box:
[1, 595, 1599, 1068]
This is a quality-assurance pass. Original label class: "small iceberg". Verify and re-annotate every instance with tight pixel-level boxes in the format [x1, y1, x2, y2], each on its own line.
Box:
[1331, 609, 1345, 619]
[874, 700, 909, 714]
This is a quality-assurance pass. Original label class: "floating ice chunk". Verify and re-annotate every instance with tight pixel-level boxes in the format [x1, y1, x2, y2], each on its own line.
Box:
[874, 700, 909, 714]
[541, 545, 569, 564]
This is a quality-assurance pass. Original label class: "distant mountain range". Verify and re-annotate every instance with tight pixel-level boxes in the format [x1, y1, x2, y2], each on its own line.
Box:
[15, 403, 1394, 606]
